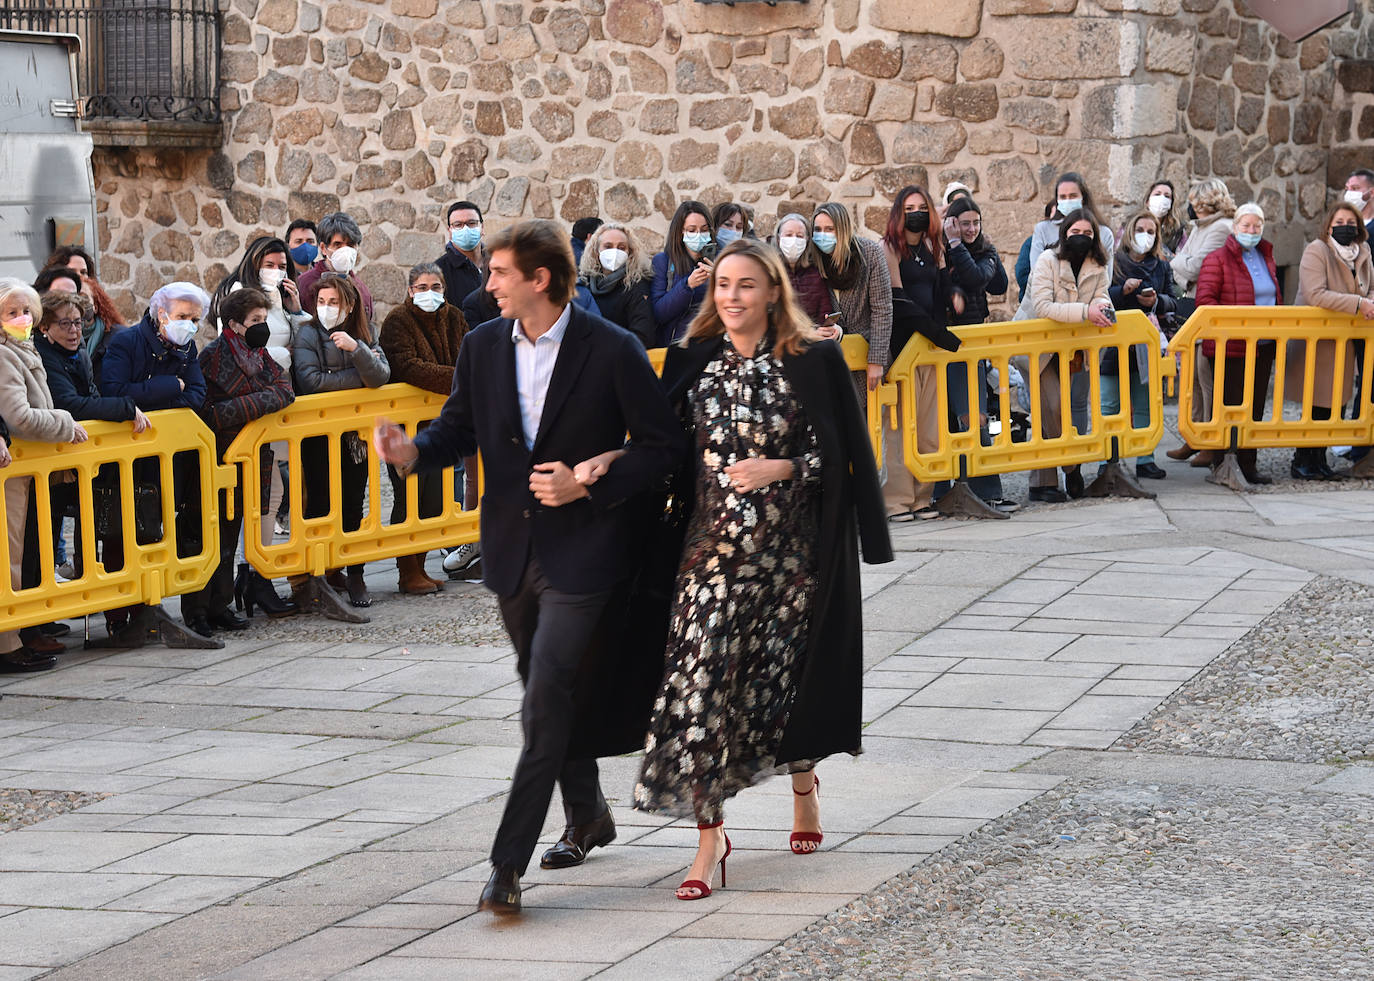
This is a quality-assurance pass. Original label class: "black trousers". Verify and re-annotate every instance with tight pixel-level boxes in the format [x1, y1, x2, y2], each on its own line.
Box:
[181, 481, 243, 621]
[301, 436, 367, 575]
[1207, 346, 1276, 473]
[491, 557, 613, 873]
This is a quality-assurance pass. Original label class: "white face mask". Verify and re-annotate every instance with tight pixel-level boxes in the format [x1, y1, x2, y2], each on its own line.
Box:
[162, 318, 197, 346]
[1133, 231, 1157, 254]
[412, 290, 444, 313]
[1147, 194, 1172, 219]
[1345, 189, 1368, 210]
[317, 305, 343, 330]
[259, 267, 287, 289]
[778, 236, 807, 262]
[328, 246, 358, 274]
[599, 248, 627, 272]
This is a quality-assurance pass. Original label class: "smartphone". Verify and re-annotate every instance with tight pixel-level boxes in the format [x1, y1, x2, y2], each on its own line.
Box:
[822, 311, 843, 326]
[1103, 307, 1117, 324]
[1139, 286, 1156, 297]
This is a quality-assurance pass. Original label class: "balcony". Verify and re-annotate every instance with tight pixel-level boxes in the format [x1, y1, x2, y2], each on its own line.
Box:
[0, 0, 221, 148]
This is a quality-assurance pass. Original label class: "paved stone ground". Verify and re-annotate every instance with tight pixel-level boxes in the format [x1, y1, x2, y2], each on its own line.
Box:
[3, 410, 1374, 980]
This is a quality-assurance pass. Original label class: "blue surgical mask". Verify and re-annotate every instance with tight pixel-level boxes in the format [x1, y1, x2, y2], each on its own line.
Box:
[683, 232, 712, 254]
[812, 232, 837, 255]
[1057, 198, 1083, 218]
[1236, 231, 1262, 250]
[716, 227, 741, 249]
[289, 242, 318, 266]
[451, 226, 482, 252]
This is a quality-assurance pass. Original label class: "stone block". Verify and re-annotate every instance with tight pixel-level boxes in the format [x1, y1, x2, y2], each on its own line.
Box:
[679, 0, 822, 35]
[1235, 94, 1264, 133]
[448, 140, 489, 182]
[892, 121, 966, 164]
[933, 82, 998, 123]
[403, 152, 435, 189]
[824, 74, 875, 116]
[849, 123, 885, 165]
[1145, 21, 1194, 75]
[790, 47, 824, 89]
[530, 103, 575, 142]
[768, 98, 821, 139]
[252, 70, 298, 106]
[257, 0, 298, 32]
[901, 39, 958, 83]
[547, 8, 590, 52]
[496, 136, 541, 164]
[969, 129, 1012, 154]
[847, 40, 902, 78]
[987, 157, 1037, 200]
[723, 142, 796, 183]
[869, 83, 916, 122]
[587, 110, 623, 141]
[707, 40, 732, 69]
[381, 109, 416, 149]
[1013, 17, 1137, 80]
[798, 139, 846, 182]
[230, 102, 269, 143]
[603, 181, 651, 221]
[498, 24, 538, 60]
[871, 165, 931, 200]
[989, 0, 1075, 10]
[150, 229, 194, 262]
[1337, 59, 1374, 93]
[1082, 81, 1177, 139]
[1187, 77, 1217, 129]
[272, 35, 308, 67]
[1002, 98, 1068, 135]
[960, 38, 1004, 80]
[628, 51, 668, 93]
[613, 140, 664, 179]
[606, 0, 663, 46]
[348, 52, 388, 84]
[561, 179, 600, 221]
[1269, 62, 1301, 100]
[274, 108, 323, 145]
[275, 147, 313, 189]
[354, 161, 402, 191]
[669, 139, 719, 171]
[393, 0, 438, 15]
[833, 0, 860, 31]
[1211, 134, 1242, 176]
[736, 65, 788, 98]
[221, 50, 259, 84]
[470, 62, 513, 93]
[872, 0, 982, 37]
[690, 97, 753, 130]
[1199, 40, 1234, 80]
[1095, 0, 1177, 11]
[493, 176, 530, 216]
[676, 50, 728, 94]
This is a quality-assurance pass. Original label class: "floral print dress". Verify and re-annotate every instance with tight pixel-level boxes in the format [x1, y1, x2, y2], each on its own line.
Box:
[635, 337, 823, 824]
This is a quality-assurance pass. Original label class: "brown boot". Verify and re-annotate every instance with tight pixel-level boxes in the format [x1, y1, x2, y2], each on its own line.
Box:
[1190, 450, 1218, 468]
[397, 553, 439, 595]
[415, 551, 445, 591]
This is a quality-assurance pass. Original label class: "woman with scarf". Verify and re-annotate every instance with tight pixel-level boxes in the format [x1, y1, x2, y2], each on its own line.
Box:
[577, 223, 655, 347]
[812, 202, 892, 400]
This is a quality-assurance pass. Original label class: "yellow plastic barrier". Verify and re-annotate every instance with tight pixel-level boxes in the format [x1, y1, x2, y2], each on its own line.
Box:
[647, 346, 667, 375]
[886, 312, 1174, 482]
[0, 409, 235, 634]
[223, 383, 480, 578]
[1172, 305, 1374, 450]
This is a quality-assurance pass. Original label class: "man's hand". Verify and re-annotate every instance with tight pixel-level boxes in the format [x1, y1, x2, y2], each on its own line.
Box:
[530, 461, 590, 507]
[867, 363, 885, 391]
[572, 449, 624, 487]
[373, 418, 418, 468]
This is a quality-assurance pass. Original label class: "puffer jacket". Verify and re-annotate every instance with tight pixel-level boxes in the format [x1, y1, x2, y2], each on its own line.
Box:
[0, 330, 76, 442]
[100, 312, 206, 411]
[291, 320, 390, 395]
[1195, 236, 1281, 358]
[34, 333, 136, 422]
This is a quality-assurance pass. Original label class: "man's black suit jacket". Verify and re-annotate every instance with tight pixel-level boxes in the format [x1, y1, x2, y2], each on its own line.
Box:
[411, 304, 684, 599]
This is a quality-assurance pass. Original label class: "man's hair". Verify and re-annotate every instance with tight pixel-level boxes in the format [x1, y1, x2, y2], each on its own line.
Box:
[285, 218, 317, 241]
[447, 200, 483, 223]
[485, 220, 577, 307]
[317, 212, 361, 247]
[571, 216, 603, 241]
[1353, 169, 1374, 186]
[220, 287, 271, 328]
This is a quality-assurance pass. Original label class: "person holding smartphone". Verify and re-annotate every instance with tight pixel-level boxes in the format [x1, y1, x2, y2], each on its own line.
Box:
[651, 201, 715, 345]
[775, 213, 839, 337]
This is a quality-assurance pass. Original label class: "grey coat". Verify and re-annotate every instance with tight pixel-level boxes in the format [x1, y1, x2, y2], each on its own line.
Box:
[291, 321, 390, 395]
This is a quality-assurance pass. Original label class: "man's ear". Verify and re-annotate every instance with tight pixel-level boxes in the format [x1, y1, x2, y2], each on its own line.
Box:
[531, 266, 553, 295]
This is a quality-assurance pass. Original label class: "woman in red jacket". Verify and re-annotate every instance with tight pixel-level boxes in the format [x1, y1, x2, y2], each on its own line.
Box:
[1194, 203, 1280, 484]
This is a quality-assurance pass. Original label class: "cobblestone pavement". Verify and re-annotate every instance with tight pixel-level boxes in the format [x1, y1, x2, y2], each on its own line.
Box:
[1, 789, 108, 834]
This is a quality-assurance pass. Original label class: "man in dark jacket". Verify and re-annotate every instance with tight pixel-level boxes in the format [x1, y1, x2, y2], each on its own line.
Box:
[375, 219, 683, 916]
[437, 200, 486, 309]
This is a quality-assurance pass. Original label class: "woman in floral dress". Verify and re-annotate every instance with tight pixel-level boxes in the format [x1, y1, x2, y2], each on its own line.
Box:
[593, 239, 890, 901]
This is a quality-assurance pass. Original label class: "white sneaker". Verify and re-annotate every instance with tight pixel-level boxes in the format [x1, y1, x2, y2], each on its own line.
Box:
[55, 562, 76, 582]
[274, 515, 289, 536]
[442, 542, 482, 579]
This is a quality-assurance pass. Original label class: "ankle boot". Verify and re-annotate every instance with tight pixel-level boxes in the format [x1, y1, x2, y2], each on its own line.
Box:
[397, 554, 439, 595]
[416, 551, 445, 590]
[246, 570, 299, 618]
[1239, 449, 1272, 485]
[233, 562, 250, 611]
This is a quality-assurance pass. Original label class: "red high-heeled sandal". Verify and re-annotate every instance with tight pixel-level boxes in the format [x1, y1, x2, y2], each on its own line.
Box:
[677, 821, 731, 900]
[790, 774, 823, 855]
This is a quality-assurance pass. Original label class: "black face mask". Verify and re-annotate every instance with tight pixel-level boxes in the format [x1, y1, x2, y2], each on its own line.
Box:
[1332, 225, 1361, 246]
[904, 211, 931, 235]
[243, 321, 271, 348]
[1064, 234, 1094, 258]
[1187, 203, 1198, 221]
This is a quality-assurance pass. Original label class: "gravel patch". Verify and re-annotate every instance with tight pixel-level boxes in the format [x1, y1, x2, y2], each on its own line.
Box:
[1120, 577, 1374, 764]
[1, 788, 109, 833]
[733, 780, 1374, 981]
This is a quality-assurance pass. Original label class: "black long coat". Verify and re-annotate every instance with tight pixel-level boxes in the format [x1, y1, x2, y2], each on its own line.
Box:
[655, 335, 893, 764]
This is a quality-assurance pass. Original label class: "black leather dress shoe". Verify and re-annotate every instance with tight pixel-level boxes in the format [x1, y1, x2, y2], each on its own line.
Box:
[1064, 467, 1086, 498]
[477, 864, 521, 915]
[1135, 461, 1167, 480]
[207, 610, 249, 631]
[186, 617, 215, 638]
[540, 809, 617, 869]
[1029, 487, 1068, 503]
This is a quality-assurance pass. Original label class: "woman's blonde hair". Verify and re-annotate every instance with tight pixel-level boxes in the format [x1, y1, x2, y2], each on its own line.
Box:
[0, 277, 43, 324]
[682, 239, 820, 359]
[813, 202, 856, 278]
[1188, 178, 1236, 219]
[1121, 211, 1164, 261]
[578, 221, 651, 286]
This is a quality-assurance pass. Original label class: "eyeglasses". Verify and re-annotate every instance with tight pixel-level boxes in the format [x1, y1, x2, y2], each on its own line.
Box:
[51, 317, 83, 331]
[449, 219, 482, 229]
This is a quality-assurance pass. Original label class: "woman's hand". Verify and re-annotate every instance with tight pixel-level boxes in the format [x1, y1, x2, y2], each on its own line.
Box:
[867, 363, 885, 392]
[1087, 299, 1114, 328]
[331, 331, 358, 353]
[70, 423, 89, 444]
[816, 324, 842, 341]
[1360, 297, 1374, 320]
[687, 260, 712, 289]
[0, 442, 10, 468]
[942, 215, 960, 244]
[950, 288, 966, 317]
[373, 418, 418, 468]
[1138, 289, 1157, 309]
[280, 277, 301, 313]
[573, 449, 624, 487]
[132, 408, 151, 434]
[723, 457, 792, 493]
[1122, 278, 1141, 296]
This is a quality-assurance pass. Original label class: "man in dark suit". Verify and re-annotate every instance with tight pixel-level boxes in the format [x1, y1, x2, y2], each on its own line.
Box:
[375, 219, 683, 915]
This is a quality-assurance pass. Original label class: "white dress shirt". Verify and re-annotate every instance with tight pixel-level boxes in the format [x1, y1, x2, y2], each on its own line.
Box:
[511, 304, 572, 449]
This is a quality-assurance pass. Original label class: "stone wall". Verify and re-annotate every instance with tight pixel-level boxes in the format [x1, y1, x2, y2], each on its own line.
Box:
[90, 0, 1368, 321]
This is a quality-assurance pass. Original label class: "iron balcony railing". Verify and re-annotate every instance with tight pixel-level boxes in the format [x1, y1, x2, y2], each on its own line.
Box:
[0, 0, 220, 124]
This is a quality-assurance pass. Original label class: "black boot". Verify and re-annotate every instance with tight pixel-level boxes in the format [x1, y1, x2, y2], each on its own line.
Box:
[1290, 447, 1325, 481]
[233, 562, 250, 611]
[245, 570, 299, 619]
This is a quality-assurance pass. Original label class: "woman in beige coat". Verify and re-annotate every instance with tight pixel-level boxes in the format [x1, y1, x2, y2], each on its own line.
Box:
[1024, 209, 1113, 503]
[0, 279, 87, 673]
[1286, 202, 1374, 480]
